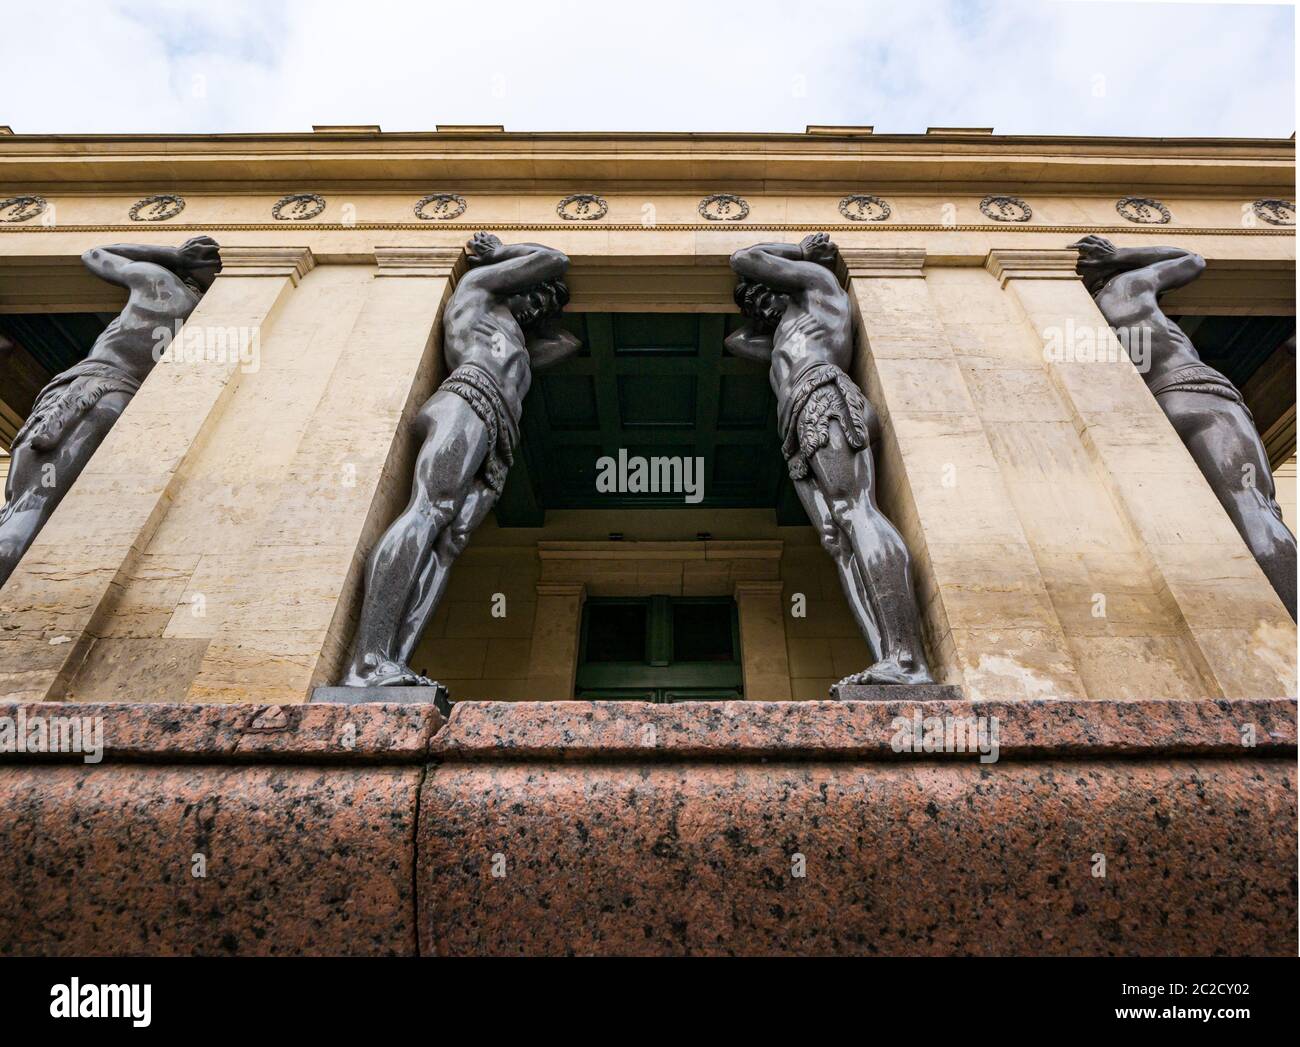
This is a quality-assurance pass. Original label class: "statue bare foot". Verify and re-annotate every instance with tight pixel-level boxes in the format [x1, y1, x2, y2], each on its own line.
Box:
[340, 655, 439, 688]
[835, 658, 934, 688]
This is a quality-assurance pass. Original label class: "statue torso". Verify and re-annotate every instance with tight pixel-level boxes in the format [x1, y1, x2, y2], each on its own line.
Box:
[1095, 271, 1203, 386]
[89, 263, 201, 381]
[769, 282, 854, 397]
[442, 283, 533, 405]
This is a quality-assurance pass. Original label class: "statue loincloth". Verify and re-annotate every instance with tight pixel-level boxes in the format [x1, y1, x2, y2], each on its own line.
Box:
[1148, 362, 1281, 520]
[778, 362, 876, 480]
[1148, 362, 1246, 406]
[438, 362, 520, 494]
[12, 359, 141, 453]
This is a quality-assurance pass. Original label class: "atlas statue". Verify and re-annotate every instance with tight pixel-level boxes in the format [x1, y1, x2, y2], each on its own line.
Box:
[340, 233, 580, 687]
[1072, 235, 1296, 620]
[0, 237, 222, 590]
[727, 233, 935, 688]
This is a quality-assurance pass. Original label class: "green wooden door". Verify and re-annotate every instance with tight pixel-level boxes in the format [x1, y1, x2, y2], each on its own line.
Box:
[575, 596, 742, 702]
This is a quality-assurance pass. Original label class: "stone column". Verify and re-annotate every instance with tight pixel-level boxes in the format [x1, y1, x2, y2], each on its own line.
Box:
[525, 582, 586, 700]
[0, 248, 312, 702]
[839, 249, 1086, 700]
[187, 247, 463, 703]
[987, 249, 1296, 699]
[733, 580, 792, 700]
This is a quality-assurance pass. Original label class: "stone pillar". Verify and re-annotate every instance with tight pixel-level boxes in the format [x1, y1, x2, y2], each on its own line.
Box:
[733, 580, 792, 700]
[187, 247, 463, 703]
[525, 582, 586, 700]
[840, 249, 1086, 700]
[0, 248, 312, 702]
[987, 249, 1296, 699]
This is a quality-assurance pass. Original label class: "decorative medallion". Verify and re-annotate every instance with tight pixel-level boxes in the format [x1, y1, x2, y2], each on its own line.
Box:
[129, 193, 186, 222]
[979, 195, 1032, 223]
[1116, 196, 1171, 224]
[556, 193, 608, 221]
[0, 195, 47, 223]
[838, 194, 892, 222]
[1252, 199, 1296, 226]
[414, 193, 468, 221]
[698, 193, 750, 221]
[271, 192, 326, 221]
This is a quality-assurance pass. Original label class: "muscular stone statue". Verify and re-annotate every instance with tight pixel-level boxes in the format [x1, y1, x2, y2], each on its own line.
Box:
[0, 237, 221, 590]
[340, 233, 580, 688]
[1071, 235, 1297, 620]
[727, 234, 934, 687]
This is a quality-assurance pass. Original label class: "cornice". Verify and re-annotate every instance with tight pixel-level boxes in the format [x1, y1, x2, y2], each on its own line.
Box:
[0, 130, 1291, 151]
[373, 245, 464, 278]
[840, 247, 927, 278]
[985, 249, 1082, 286]
[0, 131, 1292, 195]
[219, 245, 315, 284]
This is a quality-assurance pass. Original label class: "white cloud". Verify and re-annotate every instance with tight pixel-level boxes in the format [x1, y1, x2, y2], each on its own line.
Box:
[0, 0, 1292, 136]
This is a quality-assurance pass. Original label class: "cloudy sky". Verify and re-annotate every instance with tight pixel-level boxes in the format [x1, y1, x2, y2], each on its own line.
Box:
[0, 0, 1293, 137]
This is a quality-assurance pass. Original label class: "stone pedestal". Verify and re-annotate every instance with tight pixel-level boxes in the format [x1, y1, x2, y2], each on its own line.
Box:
[2, 697, 1291, 956]
[420, 698, 1297, 956]
[830, 682, 963, 701]
[312, 684, 451, 717]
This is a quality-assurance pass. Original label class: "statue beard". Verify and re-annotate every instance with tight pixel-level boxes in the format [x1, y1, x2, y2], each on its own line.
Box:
[508, 279, 568, 332]
[736, 278, 788, 333]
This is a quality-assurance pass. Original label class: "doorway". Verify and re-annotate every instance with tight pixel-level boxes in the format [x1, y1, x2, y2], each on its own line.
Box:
[576, 595, 742, 701]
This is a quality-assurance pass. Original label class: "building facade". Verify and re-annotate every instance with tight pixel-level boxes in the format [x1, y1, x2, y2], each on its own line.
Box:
[0, 126, 1295, 955]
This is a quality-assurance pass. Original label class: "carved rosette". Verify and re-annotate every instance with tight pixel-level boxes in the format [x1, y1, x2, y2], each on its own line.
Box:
[0, 195, 47, 223]
[979, 195, 1032, 222]
[698, 193, 750, 221]
[415, 193, 468, 221]
[272, 193, 327, 221]
[556, 194, 607, 221]
[1116, 196, 1171, 224]
[129, 194, 186, 222]
[1253, 199, 1296, 226]
[838, 195, 891, 222]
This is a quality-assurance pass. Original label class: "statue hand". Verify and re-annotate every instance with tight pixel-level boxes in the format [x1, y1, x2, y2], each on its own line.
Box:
[1068, 234, 1117, 261]
[466, 231, 502, 266]
[800, 232, 837, 267]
